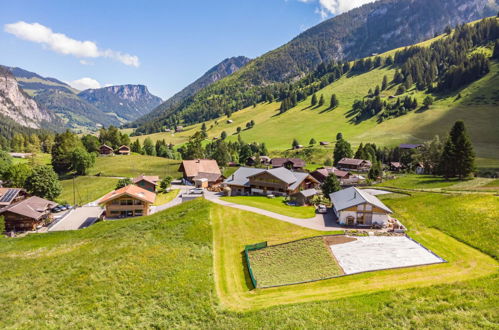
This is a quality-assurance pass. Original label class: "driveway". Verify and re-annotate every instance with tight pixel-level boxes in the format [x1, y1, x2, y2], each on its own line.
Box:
[204, 191, 343, 231]
[48, 206, 104, 231]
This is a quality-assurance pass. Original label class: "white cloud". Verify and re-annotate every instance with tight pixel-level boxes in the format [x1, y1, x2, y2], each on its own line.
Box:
[298, 0, 375, 19]
[4, 21, 140, 67]
[70, 77, 101, 90]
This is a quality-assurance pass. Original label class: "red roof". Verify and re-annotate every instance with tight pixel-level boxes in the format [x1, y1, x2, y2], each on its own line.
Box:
[179, 159, 221, 178]
[99, 185, 156, 204]
[133, 175, 159, 185]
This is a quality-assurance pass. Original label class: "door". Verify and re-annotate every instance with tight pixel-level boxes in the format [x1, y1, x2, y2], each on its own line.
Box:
[364, 213, 372, 225]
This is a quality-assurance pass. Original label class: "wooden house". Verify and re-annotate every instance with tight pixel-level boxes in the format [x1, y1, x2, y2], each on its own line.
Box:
[0, 196, 57, 232]
[132, 175, 160, 192]
[99, 144, 114, 156]
[290, 189, 319, 206]
[337, 158, 371, 172]
[178, 159, 222, 187]
[270, 158, 306, 171]
[390, 162, 405, 172]
[117, 145, 131, 155]
[0, 188, 27, 208]
[310, 167, 351, 184]
[329, 187, 392, 227]
[223, 167, 319, 196]
[99, 185, 156, 218]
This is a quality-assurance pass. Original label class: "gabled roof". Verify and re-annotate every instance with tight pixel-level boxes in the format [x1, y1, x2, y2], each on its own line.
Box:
[100, 144, 113, 150]
[224, 167, 264, 187]
[225, 167, 318, 190]
[0, 188, 24, 206]
[294, 188, 318, 198]
[99, 185, 156, 204]
[312, 167, 350, 179]
[0, 196, 57, 220]
[133, 175, 160, 186]
[399, 143, 423, 149]
[193, 172, 221, 182]
[390, 162, 403, 168]
[329, 187, 392, 213]
[118, 145, 130, 151]
[338, 158, 371, 166]
[179, 159, 221, 178]
[271, 158, 306, 168]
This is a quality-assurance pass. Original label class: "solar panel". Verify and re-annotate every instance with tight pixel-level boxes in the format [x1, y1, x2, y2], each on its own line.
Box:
[0, 189, 20, 203]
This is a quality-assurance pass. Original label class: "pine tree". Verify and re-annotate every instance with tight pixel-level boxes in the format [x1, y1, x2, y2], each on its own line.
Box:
[330, 94, 339, 109]
[309, 138, 316, 145]
[318, 94, 325, 106]
[492, 40, 499, 59]
[440, 121, 475, 179]
[336, 132, 343, 141]
[381, 75, 388, 90]
[292, 138, 300, 149]
[333, 138, 353, 165]
[220, 131, 227, 140]
[311, 94, 318, 106]
[374, 85, 380, 96]
[322, 173, 341, 197]
[423, 96, 434, 109]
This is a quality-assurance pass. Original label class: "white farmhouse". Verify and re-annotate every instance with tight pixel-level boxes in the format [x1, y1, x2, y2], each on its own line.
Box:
[329, 187, 393, 226]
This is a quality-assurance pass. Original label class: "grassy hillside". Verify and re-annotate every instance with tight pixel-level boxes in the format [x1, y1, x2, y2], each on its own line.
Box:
[58, 176, 119, 205]
[131, 58, 499, 160]
[88, 154, 181, 178]
[1, 194, 497, 328]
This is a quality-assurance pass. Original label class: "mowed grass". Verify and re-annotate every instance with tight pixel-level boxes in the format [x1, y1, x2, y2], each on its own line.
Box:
[220, 196, 316, 218]
[11, 152, 52, 165]
[88, 154, 181, 178]
[153, 189, 179, 206]
[58, 176, 118, 205]
[0, 198, 497, 327]
[378, 174, 466, 190]
[248, 237, 342, 287]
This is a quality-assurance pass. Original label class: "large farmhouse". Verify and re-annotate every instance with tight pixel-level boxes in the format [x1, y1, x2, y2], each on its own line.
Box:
[329, 187, 393, 226]
[270, 158, 306, 171]
[0, 196, 57, 231]
[224, 167, 319, 196]
[337, 158, 372, 172]
[99, 185, 156, 218]
[179, 159, 222, 186]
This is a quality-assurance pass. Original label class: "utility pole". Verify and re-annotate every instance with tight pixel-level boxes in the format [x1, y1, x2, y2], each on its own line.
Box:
[73, 174, 76, 206]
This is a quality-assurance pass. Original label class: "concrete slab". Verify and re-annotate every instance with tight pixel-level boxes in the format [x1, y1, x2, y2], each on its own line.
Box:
[330, 236, 444, 274]
[49, 206, 103, 231]
[361, 189, 393, 196]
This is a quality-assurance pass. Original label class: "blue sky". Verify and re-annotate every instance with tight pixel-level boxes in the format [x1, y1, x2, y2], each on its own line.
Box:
[0, 0, 373, 99]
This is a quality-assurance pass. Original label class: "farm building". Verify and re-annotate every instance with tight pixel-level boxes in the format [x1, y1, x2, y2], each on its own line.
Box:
[319, 141, 329, 146]
[99, 144, 114, 156]
[223, 167, 319, 196]
[133, 175, 160, 192]
[246, 155, 271, 166]
[0, 196, 57, 232]
[270, 158, 306, 171]
[99, 185, 156, 218]
[390, 162, 405, 172]
[337, 158, 371, 172]
[0, 188, 27, 208]
[117, 145, 131, 155]
[290, 188, 319, 206]
[178, 159, 222, 186]
[329, 187, 392, 227]
[311, 167, 351, 183]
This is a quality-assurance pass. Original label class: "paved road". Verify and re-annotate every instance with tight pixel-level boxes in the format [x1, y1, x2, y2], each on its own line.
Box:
[49, 206, 104, 231]
[204, 191, 343, 231]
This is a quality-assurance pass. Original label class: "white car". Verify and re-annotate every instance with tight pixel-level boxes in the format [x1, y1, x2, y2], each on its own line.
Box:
[317, 205, 328, 214]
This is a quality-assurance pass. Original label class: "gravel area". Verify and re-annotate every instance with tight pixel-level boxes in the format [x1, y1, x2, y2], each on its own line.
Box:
[329, 236, 444, 274]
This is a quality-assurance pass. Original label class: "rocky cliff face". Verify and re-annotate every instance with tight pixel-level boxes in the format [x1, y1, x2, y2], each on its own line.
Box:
[78, 85, 162, 121]
[0, 66, 55, 128]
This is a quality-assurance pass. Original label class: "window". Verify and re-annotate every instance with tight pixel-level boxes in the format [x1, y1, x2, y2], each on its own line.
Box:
[357, 204, 364, 211]
[365, 204, 372, 211]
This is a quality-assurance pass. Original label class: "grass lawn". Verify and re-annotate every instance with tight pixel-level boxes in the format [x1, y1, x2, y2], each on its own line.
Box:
[0, 198, 497, 327]
[58, 176, 118, 205]
[88, 154, 181, 178]
[377, 174, 465, 190]
[153, 189, 179, 206]
[248, 236, 342, 287]
[220, 196, 316, 218]
[11, 152, 51, 165]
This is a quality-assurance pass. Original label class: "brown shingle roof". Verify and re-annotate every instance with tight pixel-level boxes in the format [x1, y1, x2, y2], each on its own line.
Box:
[312, 167, 350, 179]
[99, 185, 156, 204]
[133, 175, 160, 185]
[0, 196, 57, 220]
[100, 144, 113, 151]
[271, 158, 306, 168]
[179, 159, 221, 178]
[193, 172, 221, 182]
[338, 158, 371, 166]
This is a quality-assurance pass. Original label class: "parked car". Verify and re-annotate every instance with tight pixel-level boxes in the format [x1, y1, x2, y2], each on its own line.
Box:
[317, 205, 327, 214]
[52, 206, 62, 213]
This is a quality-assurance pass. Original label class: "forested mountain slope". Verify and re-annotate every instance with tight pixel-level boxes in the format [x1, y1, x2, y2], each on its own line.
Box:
[132, 0, 497, 134]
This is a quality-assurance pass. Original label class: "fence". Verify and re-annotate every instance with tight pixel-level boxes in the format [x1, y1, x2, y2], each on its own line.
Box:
[244, 241, 267, 289]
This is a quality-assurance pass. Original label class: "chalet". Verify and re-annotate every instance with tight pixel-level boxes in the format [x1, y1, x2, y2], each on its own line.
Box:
[311, 167, 351, 183]
[227, 119, 233, 124]
[99, 144, 114, 156]
[399, 143, 423, 150]
[271, 158, 306, 171]
[337, 158, 371, 172]
[117, 145, 131, 155]
[223, 167, 319, 196]
[0, 188, 27, 208]
[390, 162, 405, 172]
[290, 188, 319, 206]
[293, 145, 304, 150]
[246, 155, 271, 166]
[329, 187, 393, 227]
[132, 175, 160, 192]
[176, 126, 184, 132]
[178, 159, 222, 186]
[0, 196, 57, 232]
[99, 185, 156, 218]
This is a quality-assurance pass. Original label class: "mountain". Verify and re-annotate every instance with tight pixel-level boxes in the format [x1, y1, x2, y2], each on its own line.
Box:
[7, 67, 162, 131]
[0, 66, 56, 129]
[129, 56, 250, 129]
[78, 85, 162, 122]
[131, 0, 498, 134]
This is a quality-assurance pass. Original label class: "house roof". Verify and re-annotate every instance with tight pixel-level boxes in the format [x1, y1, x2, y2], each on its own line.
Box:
[338, 158, 371, 166]
[0, 196, 57, 220]
[0, 188, 24, 206]
[329, 187, 392, 213]
[193, 172, 221, 182]
[294, 188, 319, 198]
[118, 145, 130, 151]
[390, 162, 403, 168]
[312, 167, 350, 179]
[399, 143, 423, 149]
[224, 167, 317, 190]
[271, 158, 306, 168]
[100, 144, 113, 151]
[133, 175, 160, 186]
[99, 185, 156, 204]
[179, 159, 221, 178]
